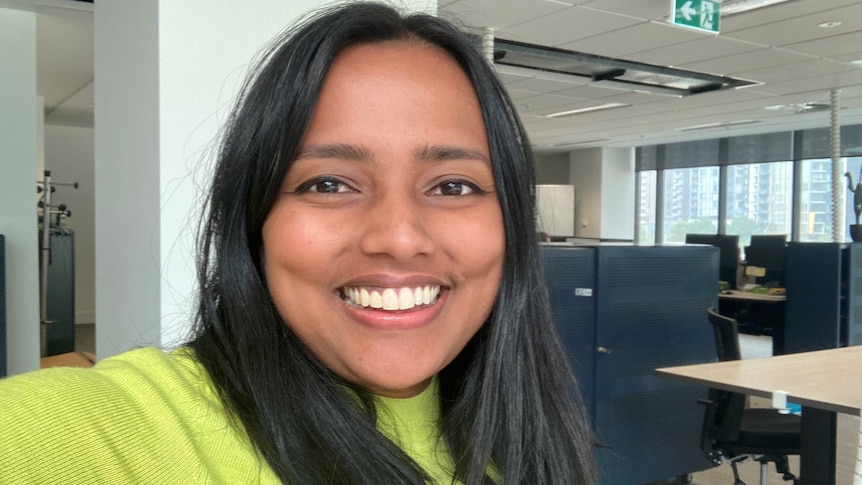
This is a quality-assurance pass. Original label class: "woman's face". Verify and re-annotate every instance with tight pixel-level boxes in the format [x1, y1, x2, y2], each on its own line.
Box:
[262, 41, 504, 398]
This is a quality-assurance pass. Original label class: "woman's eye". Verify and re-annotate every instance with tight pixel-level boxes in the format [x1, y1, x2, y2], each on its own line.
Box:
[430, 180, 478, 196]
[293, 177, 353, 194]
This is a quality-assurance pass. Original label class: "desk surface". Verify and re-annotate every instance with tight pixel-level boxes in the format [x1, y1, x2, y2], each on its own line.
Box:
[656, 345, 862, 416]
[718, 289, 786, 302]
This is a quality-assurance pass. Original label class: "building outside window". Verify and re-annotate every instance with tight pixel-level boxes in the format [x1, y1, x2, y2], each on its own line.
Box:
[725, 161, 792, 248]
[663, 166, 719, 243]
[638, 170, 657, 244]
[635, 124, 862, 246]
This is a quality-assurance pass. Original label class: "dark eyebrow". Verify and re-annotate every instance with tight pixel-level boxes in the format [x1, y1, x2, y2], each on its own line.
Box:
[414, 145, 491, 164]
[295, 143, 373, 162]
[295, 143, 491, 164]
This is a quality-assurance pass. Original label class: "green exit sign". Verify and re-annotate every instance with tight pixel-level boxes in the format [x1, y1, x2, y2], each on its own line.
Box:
[672, 0, 720, 33]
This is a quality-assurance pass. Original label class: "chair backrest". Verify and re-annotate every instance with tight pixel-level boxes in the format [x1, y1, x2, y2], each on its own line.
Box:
[703, 307, 746, 446]
[707, 307, 742, 362]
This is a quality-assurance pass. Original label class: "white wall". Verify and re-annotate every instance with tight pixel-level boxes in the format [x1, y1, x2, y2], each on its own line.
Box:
[0, 8, 40, 374]
[94, 0, 162, 358]
[568, 147, 635, 240]
[600, 147, 635, 240]
[569, 148, 603, 239]
[44, 125, 95, 324]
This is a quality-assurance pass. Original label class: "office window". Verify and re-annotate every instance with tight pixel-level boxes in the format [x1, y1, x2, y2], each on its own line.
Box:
[802, 156, 862, 242]
[662, 166, 719, 243]
[638, 170, 657, 244]
[846, 157, 862, 240]
[798, 158, 832, 242]
[725, 161, 792, 247]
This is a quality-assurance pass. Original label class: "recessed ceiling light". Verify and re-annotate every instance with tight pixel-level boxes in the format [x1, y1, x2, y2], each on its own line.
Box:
[543, 103, 629, 118]
[818, 21, 842, 28]
[676, 120, 759, 132]
[764, 102, 830, 114]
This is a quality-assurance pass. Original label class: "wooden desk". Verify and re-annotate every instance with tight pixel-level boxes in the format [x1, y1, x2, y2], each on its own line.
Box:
[718, 289, 785, 303]
[657, 346, 862, 485]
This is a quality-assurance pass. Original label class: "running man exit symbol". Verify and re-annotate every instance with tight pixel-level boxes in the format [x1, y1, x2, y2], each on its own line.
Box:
[671, 0, 720, 34]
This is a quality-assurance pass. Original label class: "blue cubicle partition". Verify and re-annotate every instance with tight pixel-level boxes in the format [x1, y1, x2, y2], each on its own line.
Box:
[785, 242, 862, 353]
[542, 244, 718, 485]
[1, 235, 6, 377]
[542, 246, 597, 420]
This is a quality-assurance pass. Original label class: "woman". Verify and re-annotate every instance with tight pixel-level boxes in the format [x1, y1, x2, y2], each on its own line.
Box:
[0, 3, 596, 483]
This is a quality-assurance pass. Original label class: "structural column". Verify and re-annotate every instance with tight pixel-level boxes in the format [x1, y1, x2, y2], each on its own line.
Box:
[94, 0, 436, 359]
[0, 9, 40, 374]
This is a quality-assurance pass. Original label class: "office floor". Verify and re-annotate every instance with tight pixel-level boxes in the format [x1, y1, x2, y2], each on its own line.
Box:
[58, 327, 860, 484]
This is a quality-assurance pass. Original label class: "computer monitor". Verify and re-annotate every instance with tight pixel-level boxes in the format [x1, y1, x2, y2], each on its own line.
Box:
[744, 234, 787, 286]
[685, 233, 740, 286]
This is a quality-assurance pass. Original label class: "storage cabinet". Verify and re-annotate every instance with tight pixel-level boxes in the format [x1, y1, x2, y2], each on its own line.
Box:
[40, 229, 76, 356]
[785, 242, 862, 353]
[542, 244, 718, 484]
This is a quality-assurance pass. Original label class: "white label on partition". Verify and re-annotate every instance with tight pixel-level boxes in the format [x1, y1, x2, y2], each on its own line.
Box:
[574, 288, 593, 297]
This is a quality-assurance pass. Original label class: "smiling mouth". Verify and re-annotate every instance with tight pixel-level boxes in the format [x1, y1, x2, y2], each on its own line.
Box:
[341, 285, 441, 311]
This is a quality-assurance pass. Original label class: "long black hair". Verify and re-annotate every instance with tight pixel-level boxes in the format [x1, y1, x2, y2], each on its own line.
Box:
[189, 2, 596, 483]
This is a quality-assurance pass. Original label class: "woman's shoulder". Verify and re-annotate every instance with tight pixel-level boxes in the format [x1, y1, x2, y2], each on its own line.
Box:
[0, 347, 279, 483]
[0, 346, 213, 408]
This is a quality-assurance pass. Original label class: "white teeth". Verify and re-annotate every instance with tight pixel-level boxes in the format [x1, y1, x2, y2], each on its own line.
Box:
[370, 290, 383, 309]
[382, 289, 399, 310]
[398, 288, 414, 310]
[343, 285, 441, 311]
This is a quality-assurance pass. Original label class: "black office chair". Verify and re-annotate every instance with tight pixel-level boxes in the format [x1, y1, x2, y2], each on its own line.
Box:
[700, 307, 801, 485]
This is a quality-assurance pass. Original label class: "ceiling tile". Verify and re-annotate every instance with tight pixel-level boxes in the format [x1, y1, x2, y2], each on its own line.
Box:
[559, 19, 707, 58]
[624, 35, 763, 68]
[782, 30, 862, 58]
[832, 50, 862, 63]
[735, 58, 859, 84]
[513, 93, 595, 114]
[680, 47, 816, 76]
[440, 0, 569, 30]
[721, 3, 862, 46]
[505, 76, 591, 95]
[577, 0, 669, 21]
[720, 0, 861, 33]
[742, 69, 862, 96]
[500, 5, 642, 47]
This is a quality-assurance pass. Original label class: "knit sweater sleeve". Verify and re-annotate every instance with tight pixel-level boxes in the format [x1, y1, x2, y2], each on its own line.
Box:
[0, 347, 280, 484]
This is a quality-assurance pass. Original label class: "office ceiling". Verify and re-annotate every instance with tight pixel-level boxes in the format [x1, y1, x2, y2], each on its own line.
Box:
[7, 0, 862, 152]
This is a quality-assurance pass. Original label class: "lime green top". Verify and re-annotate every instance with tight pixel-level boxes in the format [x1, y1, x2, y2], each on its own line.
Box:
[0, 347, 457, 484]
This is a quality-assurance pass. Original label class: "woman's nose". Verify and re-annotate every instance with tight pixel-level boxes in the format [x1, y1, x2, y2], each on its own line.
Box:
[358, 189, 434, 261]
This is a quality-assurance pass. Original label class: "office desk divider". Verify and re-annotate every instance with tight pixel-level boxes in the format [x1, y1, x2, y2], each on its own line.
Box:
[542, 244, 718, 484]
[785, 242, 862, 353]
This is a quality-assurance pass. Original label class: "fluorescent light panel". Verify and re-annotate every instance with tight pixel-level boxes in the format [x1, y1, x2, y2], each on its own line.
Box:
[543, 102, 628, 118]
[676, 119, 759, 132]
